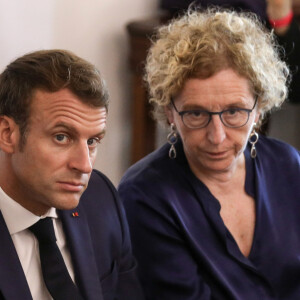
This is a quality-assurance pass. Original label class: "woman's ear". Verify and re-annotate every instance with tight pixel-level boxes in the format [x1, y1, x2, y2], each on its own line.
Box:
[164, 105, 174, 125]
[254, 111, 260, 124]
[254, 97, 261, 124]
[0, 116, 20, 153]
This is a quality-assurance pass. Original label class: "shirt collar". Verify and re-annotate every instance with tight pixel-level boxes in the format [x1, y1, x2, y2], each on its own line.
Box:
[0, 187, 57, 235]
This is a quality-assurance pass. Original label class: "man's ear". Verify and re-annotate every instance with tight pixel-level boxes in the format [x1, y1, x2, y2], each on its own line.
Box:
[0, 116, 20, 153]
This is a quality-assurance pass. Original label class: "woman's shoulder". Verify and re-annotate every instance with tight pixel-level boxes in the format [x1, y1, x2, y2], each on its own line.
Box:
[255, 135, 300, 176]
[118, 142, 189, 196]
[119, 144, 172, 186]
[257, 135, 299, 161]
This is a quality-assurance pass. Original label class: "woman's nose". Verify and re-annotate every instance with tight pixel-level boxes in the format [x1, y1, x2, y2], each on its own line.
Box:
[206, 115, 226, 145]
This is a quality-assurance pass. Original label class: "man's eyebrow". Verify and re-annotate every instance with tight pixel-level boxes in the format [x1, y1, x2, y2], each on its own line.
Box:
[53, 122, 106, 137]
[52, 123, 79, 135]
[95, 128, 106, 137]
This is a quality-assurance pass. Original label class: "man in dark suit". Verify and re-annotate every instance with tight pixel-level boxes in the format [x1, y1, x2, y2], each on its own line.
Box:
[0, 50, 144, 300]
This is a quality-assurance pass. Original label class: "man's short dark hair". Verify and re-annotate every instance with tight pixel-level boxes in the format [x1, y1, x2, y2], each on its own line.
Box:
[0, 49, 109, 146]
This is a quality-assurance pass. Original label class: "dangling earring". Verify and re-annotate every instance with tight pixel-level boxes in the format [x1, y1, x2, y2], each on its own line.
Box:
[167, 123, 178, 159]
[249, 124, 259, 158]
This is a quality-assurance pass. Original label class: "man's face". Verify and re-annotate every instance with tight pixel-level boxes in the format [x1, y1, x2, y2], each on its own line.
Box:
[5, 88, 107, 216]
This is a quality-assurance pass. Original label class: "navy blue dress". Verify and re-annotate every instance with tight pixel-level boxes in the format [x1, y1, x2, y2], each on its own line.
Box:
[119, 136, 300, 299]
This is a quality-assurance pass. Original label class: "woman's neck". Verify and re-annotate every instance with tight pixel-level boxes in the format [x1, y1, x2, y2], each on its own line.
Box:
[189, 154, 246, 193]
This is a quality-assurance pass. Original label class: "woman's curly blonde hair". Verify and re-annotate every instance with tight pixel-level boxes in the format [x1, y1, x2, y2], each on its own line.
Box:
[145, 7, 290, 125]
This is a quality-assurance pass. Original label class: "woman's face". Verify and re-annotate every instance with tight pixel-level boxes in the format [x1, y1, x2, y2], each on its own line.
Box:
[166, 68, 260, 177]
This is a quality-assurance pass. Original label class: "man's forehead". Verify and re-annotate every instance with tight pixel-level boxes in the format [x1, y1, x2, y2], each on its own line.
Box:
[28, 89, 107, 128]
[31, 89, 106, 113]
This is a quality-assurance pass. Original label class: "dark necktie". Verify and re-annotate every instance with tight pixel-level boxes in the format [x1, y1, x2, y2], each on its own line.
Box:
[29, 218, 83, 300]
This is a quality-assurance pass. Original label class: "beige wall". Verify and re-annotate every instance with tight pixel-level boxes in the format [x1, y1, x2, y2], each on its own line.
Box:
[0, 0, 159, 185]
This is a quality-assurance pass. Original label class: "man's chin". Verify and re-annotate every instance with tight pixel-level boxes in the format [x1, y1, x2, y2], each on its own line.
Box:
[54, 195, 82, 211]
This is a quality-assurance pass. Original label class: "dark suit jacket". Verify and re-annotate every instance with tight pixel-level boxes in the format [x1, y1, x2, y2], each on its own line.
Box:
[0, 169, 144, 300]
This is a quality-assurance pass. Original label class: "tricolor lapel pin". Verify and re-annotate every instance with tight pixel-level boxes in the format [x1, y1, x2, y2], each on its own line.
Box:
[72, 212, 79, 217]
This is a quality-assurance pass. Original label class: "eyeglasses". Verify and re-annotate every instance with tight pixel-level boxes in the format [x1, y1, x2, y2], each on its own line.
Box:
[170, 97, 257, 129]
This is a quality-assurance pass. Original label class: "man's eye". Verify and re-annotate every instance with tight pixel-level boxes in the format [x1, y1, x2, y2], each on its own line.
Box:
[55, 134, 69, 143]
[87, 138, 100, 147]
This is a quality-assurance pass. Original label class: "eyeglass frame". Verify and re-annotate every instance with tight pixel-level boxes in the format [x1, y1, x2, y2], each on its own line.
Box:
[170, 96, 258, 129]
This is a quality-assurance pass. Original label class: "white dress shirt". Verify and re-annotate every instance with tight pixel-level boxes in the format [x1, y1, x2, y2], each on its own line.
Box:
[0, 187, 76, 300]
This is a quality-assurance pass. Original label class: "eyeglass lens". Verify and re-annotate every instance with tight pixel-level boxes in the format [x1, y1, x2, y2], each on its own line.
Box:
[182, 109, 250, 128]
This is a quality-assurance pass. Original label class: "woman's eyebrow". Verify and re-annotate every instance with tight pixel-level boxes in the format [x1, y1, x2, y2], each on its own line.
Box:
[181, 100, 250, 111]
[180, 103, 207, 111]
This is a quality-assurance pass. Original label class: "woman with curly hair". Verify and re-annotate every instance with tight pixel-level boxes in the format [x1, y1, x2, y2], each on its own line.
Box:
[119, 8, 300, 300]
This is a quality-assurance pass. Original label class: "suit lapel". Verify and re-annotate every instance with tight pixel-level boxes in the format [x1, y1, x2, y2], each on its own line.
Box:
[58, 208, 103, 300]
[0, 212, 32, 300]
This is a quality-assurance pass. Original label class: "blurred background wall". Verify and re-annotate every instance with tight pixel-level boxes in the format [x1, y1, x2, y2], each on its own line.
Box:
[0, 0, 159, 185]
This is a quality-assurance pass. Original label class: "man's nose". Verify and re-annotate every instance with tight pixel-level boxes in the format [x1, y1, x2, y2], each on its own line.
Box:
[69, 142, 93, 174]
[206, 115, 226, 145]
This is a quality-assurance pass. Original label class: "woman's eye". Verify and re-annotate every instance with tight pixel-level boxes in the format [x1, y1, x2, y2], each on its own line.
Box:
[192, 111, 201, 117]
[227, 109, 238, 115]
[187, 111, 202, 117]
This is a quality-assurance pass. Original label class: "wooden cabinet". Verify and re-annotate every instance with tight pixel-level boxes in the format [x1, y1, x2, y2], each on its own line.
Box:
[126, 15, 169, 164]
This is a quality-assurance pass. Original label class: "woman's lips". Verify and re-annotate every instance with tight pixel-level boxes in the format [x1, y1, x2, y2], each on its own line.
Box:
[206, 150, 228, 159]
